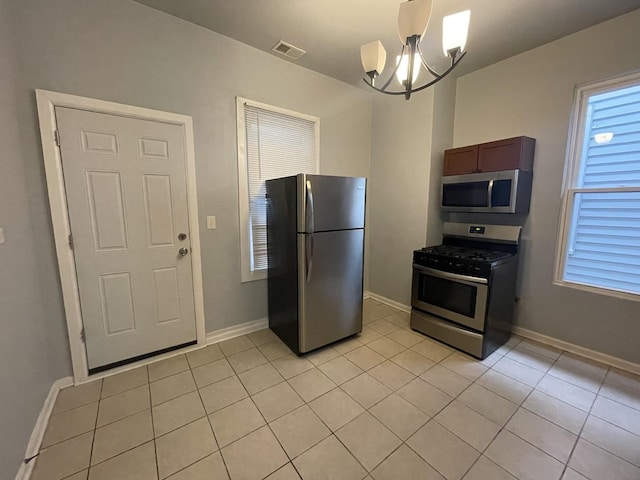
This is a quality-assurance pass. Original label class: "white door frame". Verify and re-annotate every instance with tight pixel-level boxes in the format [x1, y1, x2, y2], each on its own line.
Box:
[36, 89, 206, 384]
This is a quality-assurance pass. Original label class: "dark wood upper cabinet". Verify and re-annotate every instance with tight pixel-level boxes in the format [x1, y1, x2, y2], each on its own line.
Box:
[443, 136, 535, 176]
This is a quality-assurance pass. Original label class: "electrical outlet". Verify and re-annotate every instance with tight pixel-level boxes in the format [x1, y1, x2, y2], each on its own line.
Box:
[207, 216, 217, 230]
[0, 227, 5, 245]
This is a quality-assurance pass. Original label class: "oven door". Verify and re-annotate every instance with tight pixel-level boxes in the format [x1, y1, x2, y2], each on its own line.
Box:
[411, 264, 488, 331]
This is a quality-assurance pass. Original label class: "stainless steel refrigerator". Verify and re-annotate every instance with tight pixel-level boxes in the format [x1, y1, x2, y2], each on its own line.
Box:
[266, 174, 366, 354]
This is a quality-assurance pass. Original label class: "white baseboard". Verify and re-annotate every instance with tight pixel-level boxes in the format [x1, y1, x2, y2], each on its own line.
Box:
[15, 376, 74, 480]
[513, 326, 640, 376]
[367, 292, 411, 313]
[206, 317, 269, 345]
[363, 290, 371, 300]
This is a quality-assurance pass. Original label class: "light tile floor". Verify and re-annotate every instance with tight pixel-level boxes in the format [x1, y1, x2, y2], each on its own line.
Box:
[31, 298, 640, 480]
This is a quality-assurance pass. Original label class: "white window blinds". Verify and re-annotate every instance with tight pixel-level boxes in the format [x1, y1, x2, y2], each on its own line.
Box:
[239, 100, 319, 276]
[558, 78, 640, 298]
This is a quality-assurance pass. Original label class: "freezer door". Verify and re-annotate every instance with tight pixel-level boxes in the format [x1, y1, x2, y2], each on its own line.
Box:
[298, 229, 364, 352]
[297, 175, 366, 233]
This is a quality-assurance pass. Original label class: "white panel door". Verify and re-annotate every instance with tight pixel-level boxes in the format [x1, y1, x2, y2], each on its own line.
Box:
[56, 107, 196, 370]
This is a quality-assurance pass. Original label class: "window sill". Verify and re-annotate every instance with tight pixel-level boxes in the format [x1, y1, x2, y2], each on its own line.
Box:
[241, 269, 267, 283]
[552, 279, 640, 303]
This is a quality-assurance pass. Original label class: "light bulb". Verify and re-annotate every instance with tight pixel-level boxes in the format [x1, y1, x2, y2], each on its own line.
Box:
[396, 53, 420, 85]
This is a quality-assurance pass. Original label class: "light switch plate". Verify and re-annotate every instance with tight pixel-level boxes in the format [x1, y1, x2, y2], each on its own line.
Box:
[0, 227, 4, 245]
[206, 216, 216, 230]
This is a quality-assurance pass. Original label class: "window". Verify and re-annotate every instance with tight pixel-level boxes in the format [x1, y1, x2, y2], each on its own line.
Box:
[555, 73, 640, 300]
[236, 97, 319, 282]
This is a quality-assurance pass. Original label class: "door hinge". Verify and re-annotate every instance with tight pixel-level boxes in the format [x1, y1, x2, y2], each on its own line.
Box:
[68, 233, 74, 250]
[54, 130, 61, 147]
[80, 328, 86, 343]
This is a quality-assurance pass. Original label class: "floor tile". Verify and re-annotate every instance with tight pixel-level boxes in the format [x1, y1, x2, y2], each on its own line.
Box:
[166, 452, 229, 480]
[308, 388, 365, 431]
[390, 350, 435, 375]
[252, 381, 305, 422]
[369, 303, 399, 319]
[238, 363, 284, 395]
[192, 358, 235, 389]
[150, 371, 196, 406]
[258, 340, 292, 361]
[369, 394, 429, 440]
[407, 420, 479, 480]
[221, 426, 288, 480]
[333, 337, 364, 355]
[357, 327, 383, 345]
[435, 400, 501, 451]
[65, 471, 88, 480]
[397, 378, 452, 417]
[218, 336, 255, 357]
[247, 328, 279, 346]
[185, 344, 224, 369]
[227, 347, 268, 374]
[209, 397, 265, 447]
[516, 339, 563, 360]
[569, 439, 640, 480]
[505, 408, 577, 463]
[42, 401, 98, 448]
[293, 435, 367, 480]
[156, 417, 218, 479]
[368, 360, 415, 391]
[53, 381, 102, 415]
[371, 444, 444, 480]
[270, 405, 331, 459]
[547, 353, 608, 393]
[368, 319, 400, 335]
[462, 456, 516, 480]
[91, 410, 154, 465]
[265, 463, 301, 480]
[561, 469, 589, 480]
[199, 376, 248, 414]
[288, 368, 336, 402]
[605, 368, 640, 394]
[304, 346, 341, 366]
[341, 373, 392, 409]
[152, 391, 206, 437]
[386, 329, 424, 348]
[440, 352, 489, 381]
[101, 367, 148, 398]
[31, 431, 93, 480]
[148, 355, 189, 382]
[367, 337, 406, 359]
[344, 346, 386, 371]
[535, 375, 596, 412]
[457, 384, 518, 426]
[411, 339, 453, 363]
[97, 384, 150, 427]
[272, 355, 315, 379]
[492, 356, 545, 387]
[475, 369, 532, 404]
[385, 311, 411, 329]
[522, 390, 587, 435]
[590, 395, 640, 436]
[599, 379, 640, 412]
[319, 356, 364, 385]
[581, 415, 640, 467]
[420, 364, 472, 397]
[505, 346, 555, 372]
[486, 430, 564, 480]
[88, 441, 156, 480]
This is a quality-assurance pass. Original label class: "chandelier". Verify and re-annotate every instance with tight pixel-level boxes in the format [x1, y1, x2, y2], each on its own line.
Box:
[360, 0, 470, 100]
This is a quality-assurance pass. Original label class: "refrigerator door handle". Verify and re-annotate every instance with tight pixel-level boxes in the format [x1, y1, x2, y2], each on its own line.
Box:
[306, 234, 314, 282]
[306, 179, 315, 233]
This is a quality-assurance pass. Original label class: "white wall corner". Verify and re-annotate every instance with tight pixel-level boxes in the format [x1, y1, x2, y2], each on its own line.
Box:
[15, 376, 74, 480]
[206, 317, 269, 345]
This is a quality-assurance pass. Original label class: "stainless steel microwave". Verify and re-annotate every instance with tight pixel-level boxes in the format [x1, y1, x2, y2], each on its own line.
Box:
[441, 169, 533, 213]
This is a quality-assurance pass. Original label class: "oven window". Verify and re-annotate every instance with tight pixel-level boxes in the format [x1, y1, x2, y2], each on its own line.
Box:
[491, 179, 512, 207]
[418, 274, 477, 318]
[442, 181, 489, 207]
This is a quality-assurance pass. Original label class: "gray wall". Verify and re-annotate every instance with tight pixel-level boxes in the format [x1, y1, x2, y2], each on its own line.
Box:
[0, 0, 71, 477]
[10, 0, 372, 338]
[453, 9, 640, 363]
[368, 91, 434, 304]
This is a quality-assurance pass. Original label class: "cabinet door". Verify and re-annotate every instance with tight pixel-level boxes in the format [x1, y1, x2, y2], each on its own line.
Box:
[443, 145, 479, 175]
[478, 136, 535, 173]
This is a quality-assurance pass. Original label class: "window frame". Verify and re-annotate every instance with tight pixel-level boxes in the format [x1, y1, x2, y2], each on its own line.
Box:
[554, 71, 640, 302]
[236, 96, 320, 283]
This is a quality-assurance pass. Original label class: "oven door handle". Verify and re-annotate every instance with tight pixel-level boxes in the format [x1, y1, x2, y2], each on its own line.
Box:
[412, 264, 488, 285]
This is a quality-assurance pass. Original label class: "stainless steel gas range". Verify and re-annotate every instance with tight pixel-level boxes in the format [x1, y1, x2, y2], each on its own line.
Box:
[411, 222, 522, 359]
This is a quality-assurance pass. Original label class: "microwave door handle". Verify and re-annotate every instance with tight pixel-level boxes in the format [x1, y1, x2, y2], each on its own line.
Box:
[487, 179, 494, 208]
[412, 264, 488, 285]
[306, 180, 314, 234]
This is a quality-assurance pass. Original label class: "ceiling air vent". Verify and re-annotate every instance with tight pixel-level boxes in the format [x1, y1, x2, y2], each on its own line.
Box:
[271, 41, 306, 60]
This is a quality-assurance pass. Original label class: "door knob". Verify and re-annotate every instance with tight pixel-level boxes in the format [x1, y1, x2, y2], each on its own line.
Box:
[178, 247, 189, 257]
[178, 233, 187, 241]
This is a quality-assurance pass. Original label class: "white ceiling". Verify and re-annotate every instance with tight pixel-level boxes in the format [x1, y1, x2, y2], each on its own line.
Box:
[134, 0, 640, 88]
